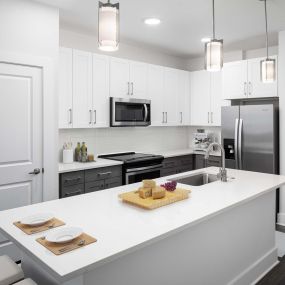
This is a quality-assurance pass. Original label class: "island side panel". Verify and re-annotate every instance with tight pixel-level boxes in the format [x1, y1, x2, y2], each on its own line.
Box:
[83, 191, 276, 285]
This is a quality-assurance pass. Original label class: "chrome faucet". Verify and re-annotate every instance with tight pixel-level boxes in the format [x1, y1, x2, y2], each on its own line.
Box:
[205, 142, 227, 182]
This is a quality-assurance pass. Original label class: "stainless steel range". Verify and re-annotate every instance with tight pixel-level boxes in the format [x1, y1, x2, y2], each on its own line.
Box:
[98, 152, 164, 185]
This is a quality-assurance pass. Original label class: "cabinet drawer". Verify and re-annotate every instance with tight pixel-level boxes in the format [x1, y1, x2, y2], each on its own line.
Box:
[105, 177, 122, 189]
[61, 171, 84, 187]
[161, 168, 177, 177]
[85, 180, 105, 193]
[61, 184, 84, 198]
[162, 158, 178, 169]
[85, 166, 122, 182]
[179, 155, 194, 166]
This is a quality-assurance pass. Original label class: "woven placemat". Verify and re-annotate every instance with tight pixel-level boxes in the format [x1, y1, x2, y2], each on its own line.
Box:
[36, 233, 97, 255]
[13, 218, 65, 235]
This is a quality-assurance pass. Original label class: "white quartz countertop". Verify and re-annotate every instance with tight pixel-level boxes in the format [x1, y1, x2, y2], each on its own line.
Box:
[151, 148, 221, 158]
[59, 158, 123, 173]
[1, 168, 284, 282]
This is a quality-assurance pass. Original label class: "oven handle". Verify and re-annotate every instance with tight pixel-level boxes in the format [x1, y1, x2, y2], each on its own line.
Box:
[143, 104, 148, 122]
[125, 164, 163, 173]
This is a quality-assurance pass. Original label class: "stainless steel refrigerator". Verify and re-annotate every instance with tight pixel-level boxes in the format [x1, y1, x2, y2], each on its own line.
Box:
[221, 104, 279, 174]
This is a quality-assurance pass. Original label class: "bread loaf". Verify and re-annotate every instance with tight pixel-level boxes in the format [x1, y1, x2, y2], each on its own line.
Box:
[139, 187, 152, 199]
[142, 179, 156, 189]
[152, 186, 166, 199]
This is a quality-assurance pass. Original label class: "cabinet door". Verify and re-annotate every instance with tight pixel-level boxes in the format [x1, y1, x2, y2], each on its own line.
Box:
[59, 47, 73, 128]
[222, 60, 248, 99]
[210, 71, 222, 126]
[109, 57, 130, 98]
[247, 56, 278, 98]
[147, 64, 164, 126]
[190, 70, 211, 126]
[72, 50, 93, 128]
[92, 54, 110, 128]
[177, 70, 190, 125]
[129, 61, 147, 99]
[164, 68, 179, 125]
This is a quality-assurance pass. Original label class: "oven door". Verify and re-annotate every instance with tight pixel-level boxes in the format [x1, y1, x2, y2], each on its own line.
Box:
[111, 97, 151, 127]
[125, 164, 162, 185]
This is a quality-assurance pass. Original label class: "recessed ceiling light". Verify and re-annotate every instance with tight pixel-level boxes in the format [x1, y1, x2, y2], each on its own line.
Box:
[144, 18, 161, 25]
[201, 37, 211, 43]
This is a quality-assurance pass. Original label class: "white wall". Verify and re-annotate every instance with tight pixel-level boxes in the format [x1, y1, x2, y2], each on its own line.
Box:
[186, 46, 278, 72]
[60, 28, 187, 70]
[0, 0, 59, 201]
[59, 127, 189, 161]
[277, 31, 285, 225]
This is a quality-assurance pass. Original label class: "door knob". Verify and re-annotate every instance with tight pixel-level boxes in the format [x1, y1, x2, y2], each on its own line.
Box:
[29, 168, 41, 175]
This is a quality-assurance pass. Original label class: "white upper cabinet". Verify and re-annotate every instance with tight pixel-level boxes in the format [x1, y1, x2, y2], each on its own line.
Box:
[72, 49, 93, 128]
[147, 64, 164, 126]
[222, 60, 248, 100]
[109, 57, 148, 99]
[92, 54, 110, 128]
[130, 61, 148, 98]
[222, 56, 278, 99]
[190, 70, 211, 126]
[210, 71, 222, 126]
[177, 70, 190, 125]
[109, 57, 130, 98]
[59, 47, 73, 128]
[247, 56, 278, 98]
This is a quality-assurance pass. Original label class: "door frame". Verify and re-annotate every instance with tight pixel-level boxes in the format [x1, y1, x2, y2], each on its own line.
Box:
[0, 51, 58, 202]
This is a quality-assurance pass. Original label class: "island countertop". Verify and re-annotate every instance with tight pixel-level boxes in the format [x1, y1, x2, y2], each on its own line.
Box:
[0, 167, 285, 282]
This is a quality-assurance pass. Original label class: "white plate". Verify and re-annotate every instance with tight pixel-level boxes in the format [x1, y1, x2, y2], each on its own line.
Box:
[45, 227, 83, 244]
[20, 213, 54, 227]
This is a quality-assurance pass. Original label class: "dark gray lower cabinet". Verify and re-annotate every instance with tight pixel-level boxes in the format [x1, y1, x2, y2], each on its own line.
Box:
[161, 155, 194, 177]
[195, 154, 222, 169]
[59, 165, 122, 198]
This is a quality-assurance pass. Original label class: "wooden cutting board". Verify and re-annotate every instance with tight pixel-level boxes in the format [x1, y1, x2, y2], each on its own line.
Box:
[118, 188, 190, 210]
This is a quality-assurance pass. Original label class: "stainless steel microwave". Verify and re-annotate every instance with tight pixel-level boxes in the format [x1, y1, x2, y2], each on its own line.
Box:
[110, 97, 151, 127]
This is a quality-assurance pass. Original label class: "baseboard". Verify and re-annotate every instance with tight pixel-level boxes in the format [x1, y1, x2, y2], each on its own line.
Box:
[277, 213, 285, 225]
[228, 247, 278, 285]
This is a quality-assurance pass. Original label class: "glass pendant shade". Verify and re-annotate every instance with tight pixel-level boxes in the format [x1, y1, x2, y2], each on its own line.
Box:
[261, 58, 276, 83]
[205, 39, 223, 72]
[98, 1, 119, 52]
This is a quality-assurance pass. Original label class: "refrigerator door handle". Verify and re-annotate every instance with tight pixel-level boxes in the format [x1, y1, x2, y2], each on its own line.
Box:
[234, 118, 239, 169]
[238, 118, 243, 169]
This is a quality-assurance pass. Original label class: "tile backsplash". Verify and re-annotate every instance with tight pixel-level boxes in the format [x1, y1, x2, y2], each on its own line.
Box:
[59, 127, 190, 162]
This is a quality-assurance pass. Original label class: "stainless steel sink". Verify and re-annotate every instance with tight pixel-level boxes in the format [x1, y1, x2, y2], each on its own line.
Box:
[169, 172, 219, 186]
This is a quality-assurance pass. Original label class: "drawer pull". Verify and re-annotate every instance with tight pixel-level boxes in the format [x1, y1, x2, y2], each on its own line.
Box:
[64, 177, 82, 183]
[98, 171, 112, 176]
[64, 190, 82, 197]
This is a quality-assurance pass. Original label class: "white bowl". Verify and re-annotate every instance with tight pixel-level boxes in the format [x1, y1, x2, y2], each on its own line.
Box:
[20, 213, 54, 227]
[45, 227, 83, 244]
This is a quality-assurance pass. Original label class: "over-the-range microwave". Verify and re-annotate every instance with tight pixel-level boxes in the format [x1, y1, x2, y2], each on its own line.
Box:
[110, 97, 151, 127]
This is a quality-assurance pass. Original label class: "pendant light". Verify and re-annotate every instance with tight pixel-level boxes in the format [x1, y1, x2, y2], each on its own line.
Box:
[205, 0, 223, 72]
[98, 0, 120, 52]
[260, 0, 276, 83]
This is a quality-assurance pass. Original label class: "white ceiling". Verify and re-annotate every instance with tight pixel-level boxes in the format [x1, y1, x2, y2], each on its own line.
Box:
[34, 0, 285, 58]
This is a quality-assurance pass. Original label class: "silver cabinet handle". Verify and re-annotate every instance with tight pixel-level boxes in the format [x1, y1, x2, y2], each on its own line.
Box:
[64, 190, 82, 197]
[89, 110, 92, 124]
[94, 110, 97, 124]
[180, 112, 183, 123]
[98, 171, 112, 176]
[248, 82, 252, 96]
[68, 109, 72, 125]
[29, 168, 41, 175]
[165, 112, 168, 123]
[238, 118, 243, 169]
[244, 82, 247, 96]
[127, 82, 130, 95]
[131, 82, 134, 95]
[162, 112, 165, 123]
[207, 112, 210, 124]
[211, 112, 213, 124]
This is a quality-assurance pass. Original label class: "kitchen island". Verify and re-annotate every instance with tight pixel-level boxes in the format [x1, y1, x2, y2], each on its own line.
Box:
[0, 167, 285, 285]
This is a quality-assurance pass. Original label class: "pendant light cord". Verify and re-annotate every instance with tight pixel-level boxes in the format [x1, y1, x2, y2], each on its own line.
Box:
[212, 0, 216, 39]
[264, 0, 269, 58]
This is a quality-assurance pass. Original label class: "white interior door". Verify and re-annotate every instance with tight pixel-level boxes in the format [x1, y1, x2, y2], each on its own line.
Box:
[190, 70, 211, 126]
[72, 50, 93, 128]
[109, 57, 130, 98]
[247, 56, 278, 98]
[92, 54, 110, 128]
[0, 62, 43, 258]
[129, 61, 147, 99]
